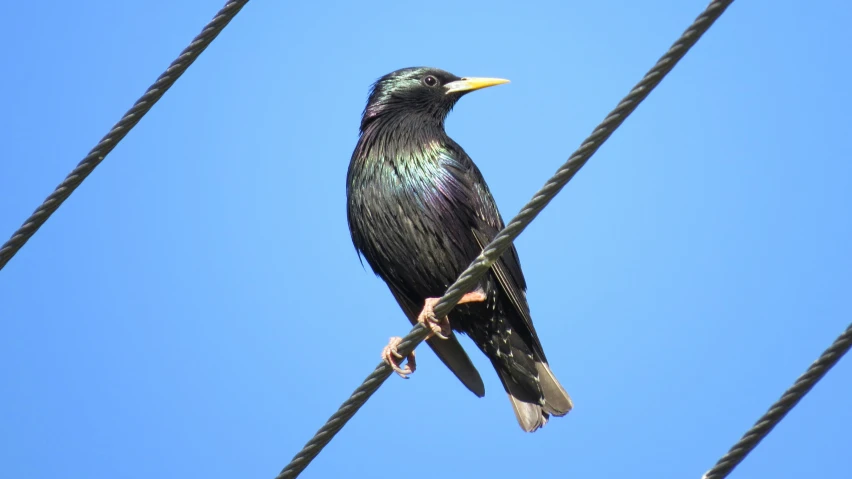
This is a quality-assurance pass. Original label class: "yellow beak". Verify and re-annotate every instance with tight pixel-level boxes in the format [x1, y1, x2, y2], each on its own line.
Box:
[444, 77, 510, 95]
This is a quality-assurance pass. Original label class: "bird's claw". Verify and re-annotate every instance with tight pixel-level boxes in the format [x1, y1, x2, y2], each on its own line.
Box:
[418, 292, 488, 340]
[382, 336, 416, 378]
[418, 297, 451, 340]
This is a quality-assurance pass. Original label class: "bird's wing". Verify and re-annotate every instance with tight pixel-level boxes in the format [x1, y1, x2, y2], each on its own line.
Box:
[441, 147, 548, 360]
[470, 227, 546, 360]
[387, 283, 485, 397]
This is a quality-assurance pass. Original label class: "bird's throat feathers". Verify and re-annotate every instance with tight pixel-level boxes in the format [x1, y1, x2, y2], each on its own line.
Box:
[361, 100, 453, 132]
[349, 120, 465, 216]
[355, 110, 455, 171]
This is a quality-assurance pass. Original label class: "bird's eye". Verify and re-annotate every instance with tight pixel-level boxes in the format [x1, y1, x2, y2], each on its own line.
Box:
[423, 75, 438, 87]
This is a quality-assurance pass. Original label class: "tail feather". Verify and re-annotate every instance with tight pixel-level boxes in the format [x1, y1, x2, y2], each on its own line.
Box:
[536, 362, 573, 416]
[496, 361, 572, 432]
[497, 368, 548, 432]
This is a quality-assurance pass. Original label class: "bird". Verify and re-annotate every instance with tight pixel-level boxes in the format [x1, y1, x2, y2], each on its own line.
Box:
[346, 67, 572, 432]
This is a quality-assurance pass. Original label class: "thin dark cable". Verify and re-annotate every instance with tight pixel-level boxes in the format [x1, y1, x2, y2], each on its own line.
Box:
[0, 0, 249, 271]
[702, 322, 852, 479]
[276, 1, 734, 477]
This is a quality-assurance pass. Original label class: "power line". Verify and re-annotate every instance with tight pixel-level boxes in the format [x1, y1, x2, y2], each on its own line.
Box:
[702, 322, 852, 479]
[0, 0, 250, 271]
[275, 1, 735, 477]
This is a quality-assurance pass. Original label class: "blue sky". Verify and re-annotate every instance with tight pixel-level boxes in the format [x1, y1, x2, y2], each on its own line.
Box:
[1, 1, 850, 478]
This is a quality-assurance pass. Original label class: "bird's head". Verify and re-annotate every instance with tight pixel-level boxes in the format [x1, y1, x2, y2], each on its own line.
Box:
[360, 67, 509, 133]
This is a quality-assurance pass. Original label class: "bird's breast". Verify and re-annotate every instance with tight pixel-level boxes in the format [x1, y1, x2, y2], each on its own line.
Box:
[348, 147, 473, 297]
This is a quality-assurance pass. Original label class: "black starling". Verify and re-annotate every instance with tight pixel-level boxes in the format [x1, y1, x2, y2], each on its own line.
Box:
[346, 67, 572, 431]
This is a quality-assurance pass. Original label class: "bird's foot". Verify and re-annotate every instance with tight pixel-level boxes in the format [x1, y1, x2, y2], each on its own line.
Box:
[382, 336, 416, 378]
[418, 292, 488, 340]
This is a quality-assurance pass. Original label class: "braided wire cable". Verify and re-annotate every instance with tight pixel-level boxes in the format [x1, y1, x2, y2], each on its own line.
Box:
[276, 1, 734, 477]
[0, 0, 250, 271]
[702, 322, 852, 479]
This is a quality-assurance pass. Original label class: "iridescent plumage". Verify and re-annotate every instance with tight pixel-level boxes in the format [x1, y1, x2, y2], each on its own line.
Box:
[346, 67, 571, 431]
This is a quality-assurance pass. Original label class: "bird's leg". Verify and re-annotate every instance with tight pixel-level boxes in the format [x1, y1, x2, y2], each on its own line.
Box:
[382, 336, 416, 378]
[418, 291, 488, 340]
[383, 292, 487, 379]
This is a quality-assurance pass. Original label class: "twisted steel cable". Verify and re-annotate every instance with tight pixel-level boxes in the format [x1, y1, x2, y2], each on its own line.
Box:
[276, 1, 735, 477]
[702, 322, 852, 479]
[0, 0, 250, 271]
